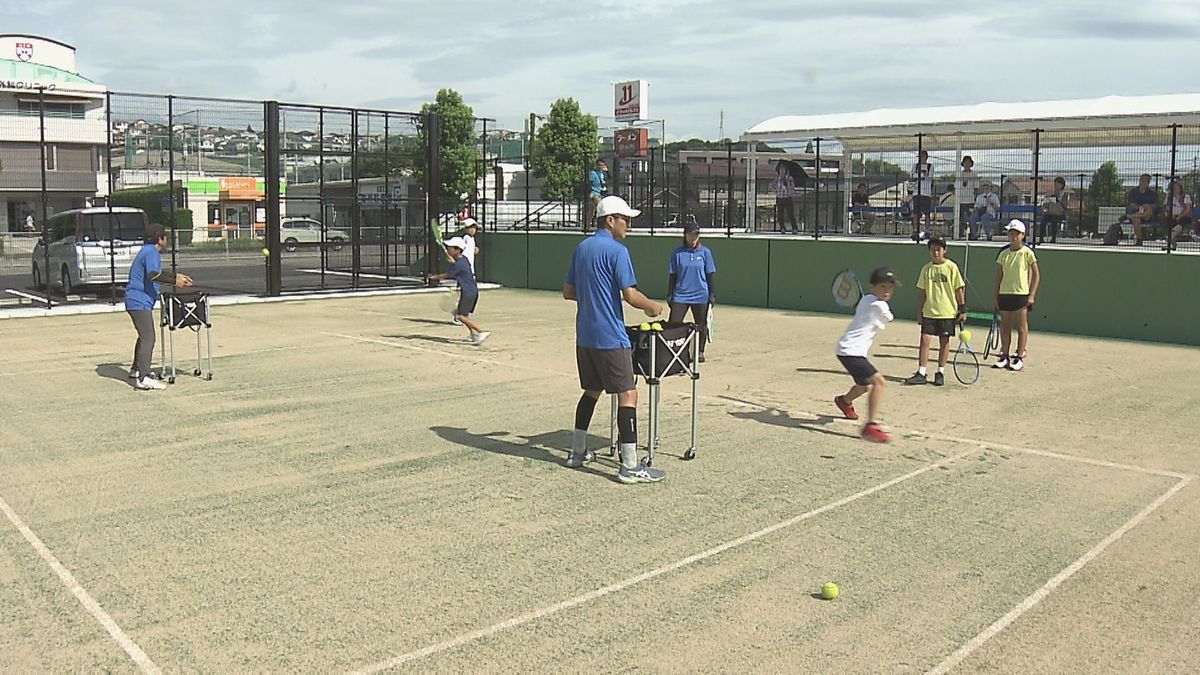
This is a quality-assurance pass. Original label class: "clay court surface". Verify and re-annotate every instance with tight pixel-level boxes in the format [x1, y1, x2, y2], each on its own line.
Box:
[1, 288, 1198, 673]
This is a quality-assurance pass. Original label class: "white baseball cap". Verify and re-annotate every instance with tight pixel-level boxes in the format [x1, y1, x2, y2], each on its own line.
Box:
[459, 217, 478, 228]
[596, 195, 640, 219]
[444, 237, 468, 250]
[1005, 219, 1026, 234]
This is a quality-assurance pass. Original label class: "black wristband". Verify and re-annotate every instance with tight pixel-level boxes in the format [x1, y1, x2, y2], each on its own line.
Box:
[958, 304, 967, 314]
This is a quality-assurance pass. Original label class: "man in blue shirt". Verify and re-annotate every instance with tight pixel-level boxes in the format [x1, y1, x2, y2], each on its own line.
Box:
[667, 221, 716, 362]
[563, 195, 664, 483]
[1126, 173, 1160, 246]
[428, 237, 490, 345]
[126, 224, 193, 390]
[583, 159, 608, 228]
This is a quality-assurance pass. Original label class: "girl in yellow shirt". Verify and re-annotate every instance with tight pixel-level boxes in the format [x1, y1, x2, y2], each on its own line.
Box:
[992, 220, 1041, 371]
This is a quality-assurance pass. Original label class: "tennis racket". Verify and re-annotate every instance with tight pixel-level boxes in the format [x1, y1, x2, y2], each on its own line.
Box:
[438, 287, 460, 314]
[983, 311, 1001, 359]
[706, 303, 715, 343]
[430, 217, 449, 257]
[831, 269, 864, 309]
[952, 321, 980, 385]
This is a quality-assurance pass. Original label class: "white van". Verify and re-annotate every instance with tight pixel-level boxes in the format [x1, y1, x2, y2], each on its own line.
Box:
[32, 207, 150, 294]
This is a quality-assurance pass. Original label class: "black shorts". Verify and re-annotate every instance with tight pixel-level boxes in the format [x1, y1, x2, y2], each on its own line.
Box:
[837, 355, 878, 386]
[921, 317, 958, 337]
[912, 195, 932, 215]
[576, 346, 636, 394]
[996, 294, 1029, 312]
[456, 294, 479, 316]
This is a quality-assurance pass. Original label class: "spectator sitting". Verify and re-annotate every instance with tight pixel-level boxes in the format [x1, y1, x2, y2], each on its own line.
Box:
[1125, 173, 1160, 246]
[1166, 179, 1195, 245]
[1039, 176, 1068, 243]
[851, 182, 874, 234]
[969, 182, 1001, 240]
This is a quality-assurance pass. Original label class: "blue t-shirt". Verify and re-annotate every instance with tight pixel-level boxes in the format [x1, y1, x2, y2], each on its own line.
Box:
[125, 243, 161, 311]
[589, 168, 606, 198]
[446, 256, 478, 296]
[668, 244, 716, 304]
[1127, 187, 1158, 208]
[565, 229, 637, 350]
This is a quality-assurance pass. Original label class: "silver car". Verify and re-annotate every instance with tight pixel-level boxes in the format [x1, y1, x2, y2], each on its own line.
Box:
[32, 207, 149, 294]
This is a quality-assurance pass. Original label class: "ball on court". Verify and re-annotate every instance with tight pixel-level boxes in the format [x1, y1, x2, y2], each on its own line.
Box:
[821, 582, 839, 600]
[261, 247, 270, 257]
[638, 322, 651, 331]
[960, 329, 972, 342]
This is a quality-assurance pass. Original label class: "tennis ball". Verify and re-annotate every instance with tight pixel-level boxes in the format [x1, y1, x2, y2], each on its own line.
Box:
[644, 308, 657, 317]
[960, 329, 972, 342]
[261, 247, 270, 257]
[821, 582, 839, 600]
[638, 322, 651, 331]
[651, 322, 663, 332]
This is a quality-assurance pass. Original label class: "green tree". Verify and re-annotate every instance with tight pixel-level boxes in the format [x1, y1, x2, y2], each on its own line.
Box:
[532, 98, 598, 201]
[357, 135, 423, 179]
[1087, 161, 1126, 219]
[417, 89, 479, 213]
[853, 158, 907, 177]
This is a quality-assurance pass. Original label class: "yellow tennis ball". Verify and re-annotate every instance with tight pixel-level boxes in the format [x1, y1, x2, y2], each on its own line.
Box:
[960, 329, 972, 342]
[638, 322, 651, 331]
[821, 582, 839, 600]
[651, 322, 663, 332]
[261, 247, 270, 257]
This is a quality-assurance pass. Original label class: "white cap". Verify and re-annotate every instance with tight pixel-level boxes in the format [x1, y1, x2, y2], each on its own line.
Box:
[444, 237, 468, 250]
[596, 195, 640, 219]
[459, 217, 478, 228]
[1005, 219, 1026, 234]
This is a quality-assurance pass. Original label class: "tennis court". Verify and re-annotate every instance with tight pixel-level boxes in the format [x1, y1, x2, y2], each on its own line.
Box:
[1, 288, 1197, 673]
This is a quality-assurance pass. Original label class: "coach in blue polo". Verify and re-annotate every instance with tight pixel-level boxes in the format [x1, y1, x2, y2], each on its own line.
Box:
[563, 195, 664, 484]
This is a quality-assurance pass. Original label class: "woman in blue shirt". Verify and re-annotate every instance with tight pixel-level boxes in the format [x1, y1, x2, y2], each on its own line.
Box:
[126, 224, 193, 390]
[666, 222, 716, 362]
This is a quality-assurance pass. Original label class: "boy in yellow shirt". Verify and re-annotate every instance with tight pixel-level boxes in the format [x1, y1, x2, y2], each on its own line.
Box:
[992, 220, 1041, 371]
[905, 237, 965, 387]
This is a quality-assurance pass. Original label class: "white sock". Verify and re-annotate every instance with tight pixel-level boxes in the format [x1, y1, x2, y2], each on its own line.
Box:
[618, 443, 639, 469]
[937, 366, 945, 374]
[918, 366, 927, 376]
[571, 429, 587, 456]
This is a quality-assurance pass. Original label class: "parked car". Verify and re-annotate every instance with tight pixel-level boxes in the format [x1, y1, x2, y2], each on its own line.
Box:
[32, 207, 149, 294]
[280, 217, 347, 252]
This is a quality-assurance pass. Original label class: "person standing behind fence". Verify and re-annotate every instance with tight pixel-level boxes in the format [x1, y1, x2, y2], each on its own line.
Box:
[667, 221, 716, 363]
[957, 156, 978, 238]
[584, 159, 608, 226]
[563, 196, 665, 483]
[125, 224, 193, 391]
[911, 150, 934, 241]
[773, 162, 798, 233]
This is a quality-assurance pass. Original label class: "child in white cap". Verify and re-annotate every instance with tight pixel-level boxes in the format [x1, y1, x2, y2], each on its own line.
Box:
[992, 219, 1040, 371]
[429, 237, 490, 345]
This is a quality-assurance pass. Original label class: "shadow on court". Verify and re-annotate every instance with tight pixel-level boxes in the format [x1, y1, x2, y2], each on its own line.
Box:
[95, 362, 135, 388]
[794, 366, 906, 385]
[430, 426, 617, 481]
[719, 395, 857, 440]
[402, 317, 454, 326]
[384, 333, 465, 346]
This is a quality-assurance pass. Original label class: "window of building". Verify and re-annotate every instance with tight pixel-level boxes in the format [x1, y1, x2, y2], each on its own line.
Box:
[17, 101, 86, 119]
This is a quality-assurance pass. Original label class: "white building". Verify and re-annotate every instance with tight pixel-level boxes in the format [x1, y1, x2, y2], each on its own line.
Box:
[0, 34, 107, 232]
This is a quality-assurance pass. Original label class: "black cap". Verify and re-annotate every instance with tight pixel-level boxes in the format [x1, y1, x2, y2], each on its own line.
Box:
[683, 221, 700, 234]
[869, 267, 901, 286]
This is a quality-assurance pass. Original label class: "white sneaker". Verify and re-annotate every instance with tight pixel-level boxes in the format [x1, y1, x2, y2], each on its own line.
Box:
[1008, 357, 1024, 372]
[135, 376, 166, 391]
[128, 368, 139, 379]
[992, 356, 1009, 369]
[471, 331, 491, 345]
[451, 313, 462, 326]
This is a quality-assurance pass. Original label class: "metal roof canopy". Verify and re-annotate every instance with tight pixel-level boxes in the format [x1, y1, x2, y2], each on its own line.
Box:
[741, 94, 1200, 152]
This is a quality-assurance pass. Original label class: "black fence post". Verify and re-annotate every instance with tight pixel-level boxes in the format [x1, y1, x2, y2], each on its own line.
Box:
[167, 95, 178, 271]
[264, 100, 282, 296]
[649, 146, 656, 235]
[1076, 173, 1086, 238]
[1168, 124, 1179, 254]
[725, 141, 733, 238]
[814, 137, 823, 240]
[37, 87, 51, 309]
[1032, 129, 1041, 246]
[318, 108, 327, 289]
[105, 91, 116, 305]
[424, 112, 441, 280]
[350, 110, 361, 288]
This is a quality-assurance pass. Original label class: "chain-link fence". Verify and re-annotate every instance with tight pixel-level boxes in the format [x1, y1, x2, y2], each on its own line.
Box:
[1, 87, 457, 309]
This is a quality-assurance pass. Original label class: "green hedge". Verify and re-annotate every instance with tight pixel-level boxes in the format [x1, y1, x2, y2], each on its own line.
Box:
[110, 184, 193, 242]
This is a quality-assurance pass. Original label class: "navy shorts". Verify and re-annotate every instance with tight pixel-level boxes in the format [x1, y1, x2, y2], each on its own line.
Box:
[456, 294, 479, 316]
[996, 294, 1028, 312]
[837, 355, 878, 386]
[912, 195, 932, 215]
[921, 317, 958, 337]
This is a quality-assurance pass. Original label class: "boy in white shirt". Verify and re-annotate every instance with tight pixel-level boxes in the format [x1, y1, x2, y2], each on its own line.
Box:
[833, 267, 900, 443]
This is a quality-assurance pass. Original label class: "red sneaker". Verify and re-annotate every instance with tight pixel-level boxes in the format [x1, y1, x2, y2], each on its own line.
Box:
[861, 423, 891, 443]
[834, 395, 859, 420]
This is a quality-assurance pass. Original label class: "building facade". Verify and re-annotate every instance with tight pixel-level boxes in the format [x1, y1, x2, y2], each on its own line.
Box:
[0, 34, 107, 232]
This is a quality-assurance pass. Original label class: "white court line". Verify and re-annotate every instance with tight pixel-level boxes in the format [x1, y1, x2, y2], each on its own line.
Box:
[350, 447, 980, 674]
[0, 494, 160, 674]
[5, 288, 48, 303]
[926, 474, 1194, 675]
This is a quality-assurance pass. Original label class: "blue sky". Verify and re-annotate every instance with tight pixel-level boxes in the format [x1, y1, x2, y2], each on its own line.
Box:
[9, 0, 1200, 140]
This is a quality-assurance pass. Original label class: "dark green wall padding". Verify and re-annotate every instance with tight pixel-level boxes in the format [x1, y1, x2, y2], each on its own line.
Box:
[479, 232, 1199, 346]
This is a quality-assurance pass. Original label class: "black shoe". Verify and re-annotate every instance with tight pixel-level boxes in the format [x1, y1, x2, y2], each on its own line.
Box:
[698, 354, 706, 363]
[904, 372, 927, 385]
[933, 372, 944, 387]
